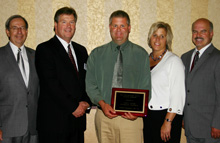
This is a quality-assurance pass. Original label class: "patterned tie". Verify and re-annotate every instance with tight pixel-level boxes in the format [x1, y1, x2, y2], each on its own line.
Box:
[17, 48, 28, 86]
[67, 44, 79, 77]
[112, 46, 123, 88]
[190, 51, 200, 72]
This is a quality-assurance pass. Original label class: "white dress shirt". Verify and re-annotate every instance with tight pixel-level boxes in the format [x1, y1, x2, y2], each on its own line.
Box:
[56, 35, 78, 71]
[10, 42, 30, 86]
[190, 43, 211, 71]
[148, 51, 186, 115]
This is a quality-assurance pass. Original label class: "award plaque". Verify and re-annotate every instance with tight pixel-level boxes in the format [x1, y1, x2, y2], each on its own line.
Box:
[111, 88, 149, 117]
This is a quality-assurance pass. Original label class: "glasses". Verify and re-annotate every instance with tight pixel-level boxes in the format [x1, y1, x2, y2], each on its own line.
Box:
[10, 26, 26, 31]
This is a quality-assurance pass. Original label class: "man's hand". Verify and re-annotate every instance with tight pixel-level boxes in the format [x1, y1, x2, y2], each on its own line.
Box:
[0, 129, 3, 141]
[211, 127, 220, 139]
[99, 100, 117, 119]
[72, 101, 89, 118]
[121, 112, 138, 120]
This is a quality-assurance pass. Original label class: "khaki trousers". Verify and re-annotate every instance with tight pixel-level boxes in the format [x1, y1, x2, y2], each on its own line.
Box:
[95, 109, 143, 143]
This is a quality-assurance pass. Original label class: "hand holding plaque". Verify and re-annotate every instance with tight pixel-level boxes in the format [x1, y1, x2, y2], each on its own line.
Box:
[111, 88, 149, 117]
[98, 100, 118, 119]
[121, 112, 138, 120]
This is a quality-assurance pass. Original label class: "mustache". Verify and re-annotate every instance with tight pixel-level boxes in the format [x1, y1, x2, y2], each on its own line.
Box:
[195, 37, 204, 40]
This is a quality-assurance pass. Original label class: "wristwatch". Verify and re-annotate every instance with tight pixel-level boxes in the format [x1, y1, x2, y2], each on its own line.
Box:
[165, 118, 172, 122]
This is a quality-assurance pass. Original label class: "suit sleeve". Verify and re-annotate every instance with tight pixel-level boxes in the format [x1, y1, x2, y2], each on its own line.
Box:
[35, 44, 78, 114]
[212, 59, 220, 129]
[77, 46, 92, 107]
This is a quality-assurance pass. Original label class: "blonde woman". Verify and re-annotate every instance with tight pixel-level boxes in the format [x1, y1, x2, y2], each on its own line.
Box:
[143, 22, 185, 143]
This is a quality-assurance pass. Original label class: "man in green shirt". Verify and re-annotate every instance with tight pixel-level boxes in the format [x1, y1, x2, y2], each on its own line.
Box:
[86, 10, 151, 143]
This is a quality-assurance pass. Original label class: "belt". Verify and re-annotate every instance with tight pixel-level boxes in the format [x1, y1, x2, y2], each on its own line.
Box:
[97, 106, 102, 110]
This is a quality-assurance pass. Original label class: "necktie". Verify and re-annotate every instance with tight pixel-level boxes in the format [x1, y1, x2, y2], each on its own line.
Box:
[67, 44, 79, 77]
[17, 48, 28, 86]
[112, 46, 123, 88]
[190, 51, 200, 72]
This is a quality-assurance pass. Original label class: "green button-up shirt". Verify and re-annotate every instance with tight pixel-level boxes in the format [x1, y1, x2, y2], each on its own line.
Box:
[86, 40, 151, 105]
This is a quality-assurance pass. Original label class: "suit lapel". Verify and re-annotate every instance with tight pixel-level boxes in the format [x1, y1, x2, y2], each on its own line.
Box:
[186, 51, 193, 72]
[184, 49, 194, 79]
[4, 43, 27, 89]
[72, 42, 83, 76]
[26, 47, 34, 90]
[52, 36, 79, 78]
[190, 45, 214, 74]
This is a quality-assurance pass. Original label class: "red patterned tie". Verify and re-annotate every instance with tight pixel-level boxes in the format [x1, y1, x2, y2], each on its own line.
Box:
[68, 44, 79, 77]
[190, 51, 200, 72]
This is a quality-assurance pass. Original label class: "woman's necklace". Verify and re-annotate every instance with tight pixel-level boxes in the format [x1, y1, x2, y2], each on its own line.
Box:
[150, 49, 167, 61]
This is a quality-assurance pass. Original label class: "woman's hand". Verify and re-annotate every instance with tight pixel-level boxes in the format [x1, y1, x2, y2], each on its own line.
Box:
[161, 120, 172, 142]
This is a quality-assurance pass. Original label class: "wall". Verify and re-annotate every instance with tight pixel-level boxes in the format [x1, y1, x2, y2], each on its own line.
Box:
[1, 0, 220, 54]
[1, 0, 220, 142]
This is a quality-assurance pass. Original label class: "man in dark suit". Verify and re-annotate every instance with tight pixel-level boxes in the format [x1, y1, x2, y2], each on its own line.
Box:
[35, 7, 91, 143]
[181, 18, 220, 142]
[0, 15, 39, 143]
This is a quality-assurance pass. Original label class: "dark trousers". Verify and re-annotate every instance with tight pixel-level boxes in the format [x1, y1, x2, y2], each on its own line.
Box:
[186, 129, 220, 143]
[2, 131, 38, 143]
[38, 129, 84, 143]
[143, 109, 183, 143]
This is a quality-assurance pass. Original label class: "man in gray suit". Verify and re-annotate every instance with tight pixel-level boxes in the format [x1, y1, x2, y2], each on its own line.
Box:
[0, 15, 39, 143]
[181, 18, 220, 142]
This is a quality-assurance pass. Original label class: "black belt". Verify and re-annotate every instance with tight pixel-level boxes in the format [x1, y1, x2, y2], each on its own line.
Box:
[97, 106, 102, 110]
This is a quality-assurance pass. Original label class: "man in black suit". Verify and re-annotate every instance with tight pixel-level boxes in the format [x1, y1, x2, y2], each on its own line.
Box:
[35, 7, 91, 143]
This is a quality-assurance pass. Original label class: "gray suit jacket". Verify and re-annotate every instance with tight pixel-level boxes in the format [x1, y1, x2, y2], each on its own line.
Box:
[0, 43, 39, 138]
[181, 44, 220, 138]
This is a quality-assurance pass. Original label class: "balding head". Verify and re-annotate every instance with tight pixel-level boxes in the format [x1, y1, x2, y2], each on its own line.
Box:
[191, 18, 214, 50]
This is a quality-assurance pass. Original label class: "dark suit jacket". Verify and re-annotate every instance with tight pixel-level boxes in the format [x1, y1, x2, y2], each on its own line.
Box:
[0, 43, 39, 137]
[181, 44, 220, 138]
[35, 36, 91, 136]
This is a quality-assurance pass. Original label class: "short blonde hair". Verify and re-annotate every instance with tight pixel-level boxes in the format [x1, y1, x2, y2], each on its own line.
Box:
[147, 21, 173, 51]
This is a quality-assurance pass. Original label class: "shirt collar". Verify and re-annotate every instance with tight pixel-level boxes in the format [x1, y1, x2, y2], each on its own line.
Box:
[110, 40, 129, 51]
[9, 41, 25, 54]
[194, 43, 211, 58]
[56, 35, 72, 49]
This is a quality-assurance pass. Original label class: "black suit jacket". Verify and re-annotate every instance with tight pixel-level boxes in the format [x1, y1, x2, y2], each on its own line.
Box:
[35, 36, 91, 135]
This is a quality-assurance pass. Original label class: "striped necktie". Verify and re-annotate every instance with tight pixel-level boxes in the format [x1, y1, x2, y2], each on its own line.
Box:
[190, 51, 200, 72]
[67, 44, 79, 77]
[17, 48, 28, 86]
